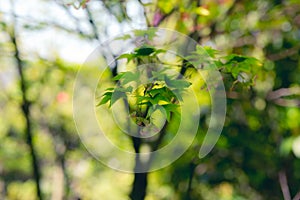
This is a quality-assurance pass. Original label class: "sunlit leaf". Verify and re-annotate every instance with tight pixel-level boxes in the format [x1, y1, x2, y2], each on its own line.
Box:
[134, 46, 155, 56]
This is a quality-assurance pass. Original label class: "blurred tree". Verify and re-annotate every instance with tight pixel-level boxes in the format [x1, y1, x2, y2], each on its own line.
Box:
[0, 0, 299, 200]
[7, 4, 43, 199]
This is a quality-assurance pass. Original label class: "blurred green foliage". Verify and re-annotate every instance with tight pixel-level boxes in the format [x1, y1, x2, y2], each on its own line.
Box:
[0, 0, 300, 199]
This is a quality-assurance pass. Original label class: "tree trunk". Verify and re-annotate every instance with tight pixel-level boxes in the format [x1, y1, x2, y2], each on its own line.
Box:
[129, 171, 148, 200]
[129, 121, 170, 200]
[129, 136, 148, 200]
[9, 9, 43, 199]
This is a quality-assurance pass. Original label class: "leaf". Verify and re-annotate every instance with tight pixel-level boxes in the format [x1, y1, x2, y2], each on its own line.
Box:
[153, 93, 170, 103]
[134, 47, 155, 56]
[110, 91, 126, 107]
[112, 72, 139, 84]
[112, 72, 126, 81]
[102, 91, 113, 97]
[203, 46, 219, 58]
[146, 105, 155, 119]
[222, 54, 261, 83]
[237, 72, 250, 83]
[172, 89, 184, 101]
[137, 96, 154, 105]
[163, 103, 179, 111]
[164, 75, 191, 89]
[163, 104, 179, 121]
[115, 34, 131, 40]
[137, 101, 152, 107]
[134, 29, 157, 40]
[292, 136, 300, 158]
[118, 53, 135, 62]
[114, 86, 133, 93]
[154, 105, 174, 122]
[151, 70, 167, 81]
[147, 87, 178, 104]
[153, 49, 167, 55]
[279, 137, 294, 157]
[122, 72, 140, 84]
[195, 7, 210, 16]
[225, 54, 247, 63]
[97, 92, 112, 106]
[105, 88, 115, 91]
[148, 87, 167, 97]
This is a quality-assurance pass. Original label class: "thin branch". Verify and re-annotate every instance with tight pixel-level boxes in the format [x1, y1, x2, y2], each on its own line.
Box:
[279, 170, 291, 200]
[273, 98, 300, 107]
[137, 0, 151, 27]
[153, 8, 177, 27]
[57, 2, 86, 36]
[226, 91, 241, 99]
[187, 161, 197, 199]
[226, 87, 300, 107]
[0, 11, 94, 39]
[85, 5, 100, 40]
[267, 45, 300, 61]
[267, 87, 300, 107]
[293, 191, 300, 200]
[267, 87, 300, 100]
[85, 2, 121, 76]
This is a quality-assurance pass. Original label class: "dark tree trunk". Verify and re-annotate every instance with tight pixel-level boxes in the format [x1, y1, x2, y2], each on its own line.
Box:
[186, 161, 197, 200]
[129, 119, 170, 200]
[9, 12, 43, 199]
[129, 137, 148, 200]
[129, 172, 148, 200]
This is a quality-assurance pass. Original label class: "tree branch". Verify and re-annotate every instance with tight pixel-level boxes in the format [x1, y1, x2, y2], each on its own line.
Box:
[279, 170, 291, 200]
[85, 5, 100, 40]
[267, 87, 300, 100]
[293, 191, 300, 200]
[137, 0, 151, 27]
[267, 87, 300, 107]
[267, 45, 300, 61]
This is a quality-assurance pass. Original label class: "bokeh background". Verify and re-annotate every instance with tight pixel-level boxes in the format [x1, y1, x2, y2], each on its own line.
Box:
[0, 0, 300, 199]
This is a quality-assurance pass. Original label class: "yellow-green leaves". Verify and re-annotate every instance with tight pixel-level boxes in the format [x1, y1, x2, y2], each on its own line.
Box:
[117, 45, 166, 63]
[195, 7, 210, 16]
[222, 54, 261, 86]
[98, 44, 192, 125]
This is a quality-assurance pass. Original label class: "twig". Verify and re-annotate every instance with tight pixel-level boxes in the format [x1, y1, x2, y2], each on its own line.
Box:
[0, 10, 94, 39]
[267, 87, 300, 100]
[267, 45, 300, 61]
[85, 5, 100, 40]
[267, 87, 300, 107]
[279, 170, 291, 200]
[153, 8, 177, 27]
[137, 0, 151, 27]
[273, 98, 300, 107]
[293, 191, 300, 200]
[58, 2, 85, 36]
